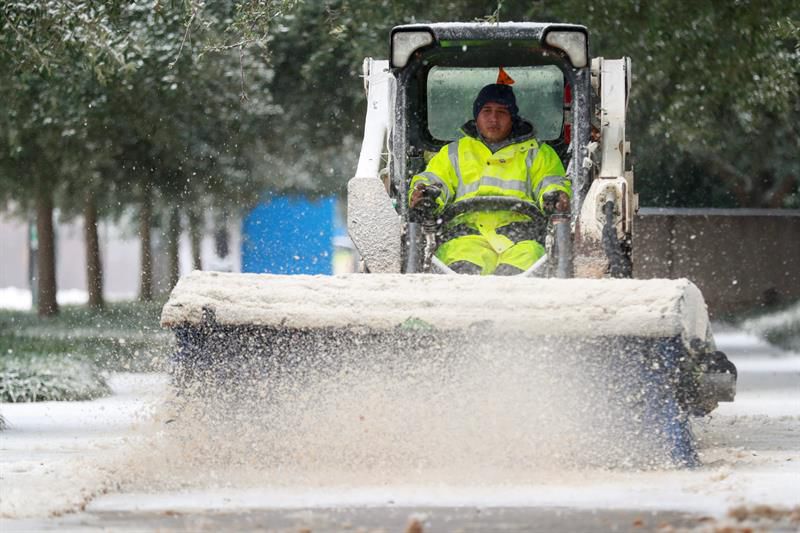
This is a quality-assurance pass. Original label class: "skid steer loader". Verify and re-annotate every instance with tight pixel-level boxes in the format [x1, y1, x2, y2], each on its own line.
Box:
[161, 22, 736, 467]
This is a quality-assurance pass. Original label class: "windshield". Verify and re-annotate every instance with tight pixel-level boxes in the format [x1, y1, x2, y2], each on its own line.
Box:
[426, 66, 565, 142]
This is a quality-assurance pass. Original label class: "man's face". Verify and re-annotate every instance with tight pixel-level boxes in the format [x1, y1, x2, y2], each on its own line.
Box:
[476, 102, 513, 143]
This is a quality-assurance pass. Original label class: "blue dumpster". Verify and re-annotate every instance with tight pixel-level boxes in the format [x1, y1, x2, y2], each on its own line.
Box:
[242, 195, 336, 275]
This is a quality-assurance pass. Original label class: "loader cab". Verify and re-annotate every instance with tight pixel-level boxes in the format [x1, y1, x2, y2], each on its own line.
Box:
[426, 65, 567, 153]
[389, 23, 593, 221]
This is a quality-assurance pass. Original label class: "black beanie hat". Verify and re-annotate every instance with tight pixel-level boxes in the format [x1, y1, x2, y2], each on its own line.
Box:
[473, 83, 519, 119]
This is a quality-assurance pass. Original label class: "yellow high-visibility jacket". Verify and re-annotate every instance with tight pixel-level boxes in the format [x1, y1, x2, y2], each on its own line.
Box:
[408, 119, 570, 273]
[409, 120, 570, 219]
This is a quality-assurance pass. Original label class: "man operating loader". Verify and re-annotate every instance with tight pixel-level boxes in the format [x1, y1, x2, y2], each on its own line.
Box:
[409, 69, 571, 275]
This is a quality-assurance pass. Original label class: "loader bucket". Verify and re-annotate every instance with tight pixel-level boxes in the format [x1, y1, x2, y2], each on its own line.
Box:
[161, 271, 736, 468]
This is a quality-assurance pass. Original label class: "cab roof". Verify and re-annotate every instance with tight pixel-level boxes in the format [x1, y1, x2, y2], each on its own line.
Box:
[391, 22, 587, 43]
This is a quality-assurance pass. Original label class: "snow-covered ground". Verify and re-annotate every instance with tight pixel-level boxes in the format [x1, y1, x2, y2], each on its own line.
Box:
[1, 329, 798, 530]
[0, 374, 169, 518]
[0, 287, 137, 311]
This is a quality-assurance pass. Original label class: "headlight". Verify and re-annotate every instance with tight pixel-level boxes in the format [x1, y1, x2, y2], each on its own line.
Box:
[391, 30, 434, 68]
[544, 30, 588, 68]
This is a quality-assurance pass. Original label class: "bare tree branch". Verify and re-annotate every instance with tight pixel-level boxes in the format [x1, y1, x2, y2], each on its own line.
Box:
[239, 45, 248, 102]
[169, 7, 198, 69]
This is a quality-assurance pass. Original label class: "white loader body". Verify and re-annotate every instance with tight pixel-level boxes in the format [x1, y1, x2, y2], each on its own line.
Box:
[161, 22, 735, 468]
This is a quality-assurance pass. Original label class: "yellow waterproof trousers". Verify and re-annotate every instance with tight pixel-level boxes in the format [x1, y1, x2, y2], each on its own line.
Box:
[435, 211, 545, 275]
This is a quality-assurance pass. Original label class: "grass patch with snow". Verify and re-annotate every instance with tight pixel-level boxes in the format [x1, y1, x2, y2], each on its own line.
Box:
[0, 301, 173, 403]
[0, 353, 110, 402]
[0, 301, 172, 373]
[739, 301, 800, 352]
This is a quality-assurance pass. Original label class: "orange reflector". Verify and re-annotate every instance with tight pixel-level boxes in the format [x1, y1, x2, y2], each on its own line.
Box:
[497, 67, 515, 85]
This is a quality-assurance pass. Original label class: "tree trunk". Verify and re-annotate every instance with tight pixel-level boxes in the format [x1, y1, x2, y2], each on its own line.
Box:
[139, 188, 153, 302]
[189, 208, 203, 270]
[214, 220, 230, 259]
[36, 189, 59, 317]
[167, 206, 181, 290]
[84, 194, 104, 309]
[765, 174, 798, 208]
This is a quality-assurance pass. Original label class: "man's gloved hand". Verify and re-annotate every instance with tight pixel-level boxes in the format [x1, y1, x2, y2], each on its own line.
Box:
[410, 183, 441, 213]
[542, 191, 570, 215]
[409, 183, 429, 209]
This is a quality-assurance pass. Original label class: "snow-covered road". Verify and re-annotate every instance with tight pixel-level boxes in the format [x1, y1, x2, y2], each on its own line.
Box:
[1, 329, 798, 531]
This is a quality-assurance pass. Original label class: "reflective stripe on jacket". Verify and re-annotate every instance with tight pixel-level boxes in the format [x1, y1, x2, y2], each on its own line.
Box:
[409, 126, 570, 214]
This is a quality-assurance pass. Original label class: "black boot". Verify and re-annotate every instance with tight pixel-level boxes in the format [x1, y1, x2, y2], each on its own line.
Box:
[448, 260, 483, 275]
[494, 264, 524, 276]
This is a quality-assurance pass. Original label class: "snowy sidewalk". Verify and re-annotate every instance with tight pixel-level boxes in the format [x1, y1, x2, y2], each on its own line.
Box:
[0, 373, 169, 518]
[0, 332, 798, 527]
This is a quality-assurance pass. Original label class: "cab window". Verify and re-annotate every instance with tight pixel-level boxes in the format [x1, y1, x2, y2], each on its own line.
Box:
[426, 66, 565, 142]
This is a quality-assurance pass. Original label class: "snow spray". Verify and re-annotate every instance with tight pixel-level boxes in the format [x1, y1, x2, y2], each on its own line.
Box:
[121, 329, 681, 492]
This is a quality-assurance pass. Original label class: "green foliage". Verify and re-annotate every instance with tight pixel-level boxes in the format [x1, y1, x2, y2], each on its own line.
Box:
[260, 0, 523, 192]
[1, 2, 130, 77]
[538, 0, 800, 207]
[262, 0, 799, 206]
[0, 301, 172, 374]
[2, 0, 797, 225]
[0, 2, 128, 205]
[71, 1, 289, 219]
[0, 353, 111, 402]
[739, 301, 800, 352]
[0, 1, 294, 224]
[0, 299, 172, 403]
